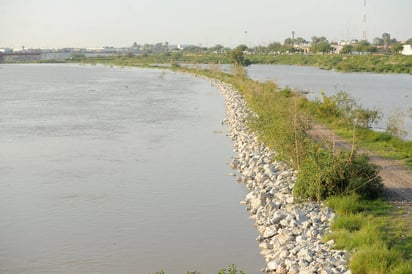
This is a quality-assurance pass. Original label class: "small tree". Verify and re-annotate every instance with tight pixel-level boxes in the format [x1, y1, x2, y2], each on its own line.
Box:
[341, 44, 353, 54]
[391, 42, 404, 54]
[310, 36, 331, 54]
[267, 42, 282, 53]
[354, 40, 377, 53]
[228, 46, 250, 66]
[209, 44, 224, 53]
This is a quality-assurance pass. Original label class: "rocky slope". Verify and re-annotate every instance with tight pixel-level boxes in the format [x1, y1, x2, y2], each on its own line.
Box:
[213, 79, 350, 274]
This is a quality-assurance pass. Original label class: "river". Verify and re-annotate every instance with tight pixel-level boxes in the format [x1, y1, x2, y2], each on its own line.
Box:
[0, 64, 263, 273]
[247, 64, 412, 139]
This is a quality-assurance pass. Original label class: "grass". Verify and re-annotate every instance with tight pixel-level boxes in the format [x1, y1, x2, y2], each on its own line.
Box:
[325, 195, 412, 273]
[322, 122, 412, 169]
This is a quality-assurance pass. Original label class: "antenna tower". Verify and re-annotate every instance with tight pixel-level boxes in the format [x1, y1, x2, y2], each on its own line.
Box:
[362, 0, 367, 40]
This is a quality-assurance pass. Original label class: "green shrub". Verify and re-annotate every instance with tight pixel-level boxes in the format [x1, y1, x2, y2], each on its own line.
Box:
[294, 144, 383, 201]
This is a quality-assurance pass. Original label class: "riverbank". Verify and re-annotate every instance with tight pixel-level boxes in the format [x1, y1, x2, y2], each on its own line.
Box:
[214, 79, 349, 273]
[75, 53, 412, 75]
[247, 54, 412, 75]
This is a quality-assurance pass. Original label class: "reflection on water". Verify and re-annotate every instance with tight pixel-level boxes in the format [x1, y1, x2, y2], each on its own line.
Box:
[0, 64, 263, 273]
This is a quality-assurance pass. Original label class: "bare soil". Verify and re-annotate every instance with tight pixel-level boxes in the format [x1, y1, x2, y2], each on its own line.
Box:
[309, 124, 412, 229]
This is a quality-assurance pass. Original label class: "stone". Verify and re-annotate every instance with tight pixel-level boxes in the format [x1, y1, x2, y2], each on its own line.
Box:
[213, 80, 349, 274]
[266, 260, 281, 271]
[263, 227, 278, 239]
[296, 235, 307, 243]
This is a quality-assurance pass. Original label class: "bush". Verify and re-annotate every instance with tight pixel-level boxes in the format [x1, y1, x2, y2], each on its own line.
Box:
[294, 144, 383, 201]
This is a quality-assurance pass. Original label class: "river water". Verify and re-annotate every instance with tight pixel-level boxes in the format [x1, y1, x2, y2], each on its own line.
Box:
[247, 64, 412, 139]
[0, 64, 263, 273]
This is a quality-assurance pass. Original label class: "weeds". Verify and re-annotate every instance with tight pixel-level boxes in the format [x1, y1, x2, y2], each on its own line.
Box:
[325, 195, 412, 273]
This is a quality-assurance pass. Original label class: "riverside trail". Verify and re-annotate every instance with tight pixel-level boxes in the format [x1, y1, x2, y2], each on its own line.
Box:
[309, 124, 412, 229]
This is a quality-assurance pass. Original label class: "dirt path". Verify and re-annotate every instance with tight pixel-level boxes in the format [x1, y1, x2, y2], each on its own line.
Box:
[309, 124, 412, 228]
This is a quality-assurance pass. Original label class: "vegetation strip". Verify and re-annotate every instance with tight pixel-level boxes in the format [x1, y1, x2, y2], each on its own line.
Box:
[216, 79, 348, 273]
[68, 51, 412, 75]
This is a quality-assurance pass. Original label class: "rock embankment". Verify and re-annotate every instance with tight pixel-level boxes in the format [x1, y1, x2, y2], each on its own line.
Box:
[213, 79, 350, 274]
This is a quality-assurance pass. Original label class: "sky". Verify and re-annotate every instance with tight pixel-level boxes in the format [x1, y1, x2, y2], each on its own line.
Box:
[0, 0, 410, 49]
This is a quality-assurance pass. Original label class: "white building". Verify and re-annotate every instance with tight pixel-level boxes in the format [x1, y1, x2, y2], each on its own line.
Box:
[0, 48, 13, 53]
[402, 45, 412, 55]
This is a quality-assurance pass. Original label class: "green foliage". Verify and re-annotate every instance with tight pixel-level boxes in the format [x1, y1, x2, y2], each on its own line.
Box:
[310, 36, 332, 54]
[310, 91, 381, 129]
[279, 86, 292, 97]
[310, 41, 331, 54]
[341, 44, 353, 54]
[350, 244, 403, 274]
[312, 99, 412, 169]
[228, 47, 250, 66]
[331, 213, 365, 232]
[327, 194, 364, 215]
[294, 145, 383, 201]
[353, 40, 377, 53]
[244, 79, 308, 167]
[391, 42, 404, 54]
[267, 42, 282, 53]
[217, 264, 245, 274]
[324, 195, 412, 273]
[389, 262, 412, 274]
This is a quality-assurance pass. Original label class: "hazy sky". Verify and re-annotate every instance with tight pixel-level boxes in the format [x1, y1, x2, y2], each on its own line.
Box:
[1, 0, 410, 49]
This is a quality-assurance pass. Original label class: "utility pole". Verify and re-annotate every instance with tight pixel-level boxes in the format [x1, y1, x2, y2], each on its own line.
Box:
[244, 30, 248, 47]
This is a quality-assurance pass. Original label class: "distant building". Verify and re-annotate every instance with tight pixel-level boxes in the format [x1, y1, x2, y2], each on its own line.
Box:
[402, 45, 412, 55]
[0, 48, 13, 53]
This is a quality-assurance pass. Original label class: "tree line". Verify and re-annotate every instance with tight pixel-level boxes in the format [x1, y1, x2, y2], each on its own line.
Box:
[130, 33, 412, 57]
